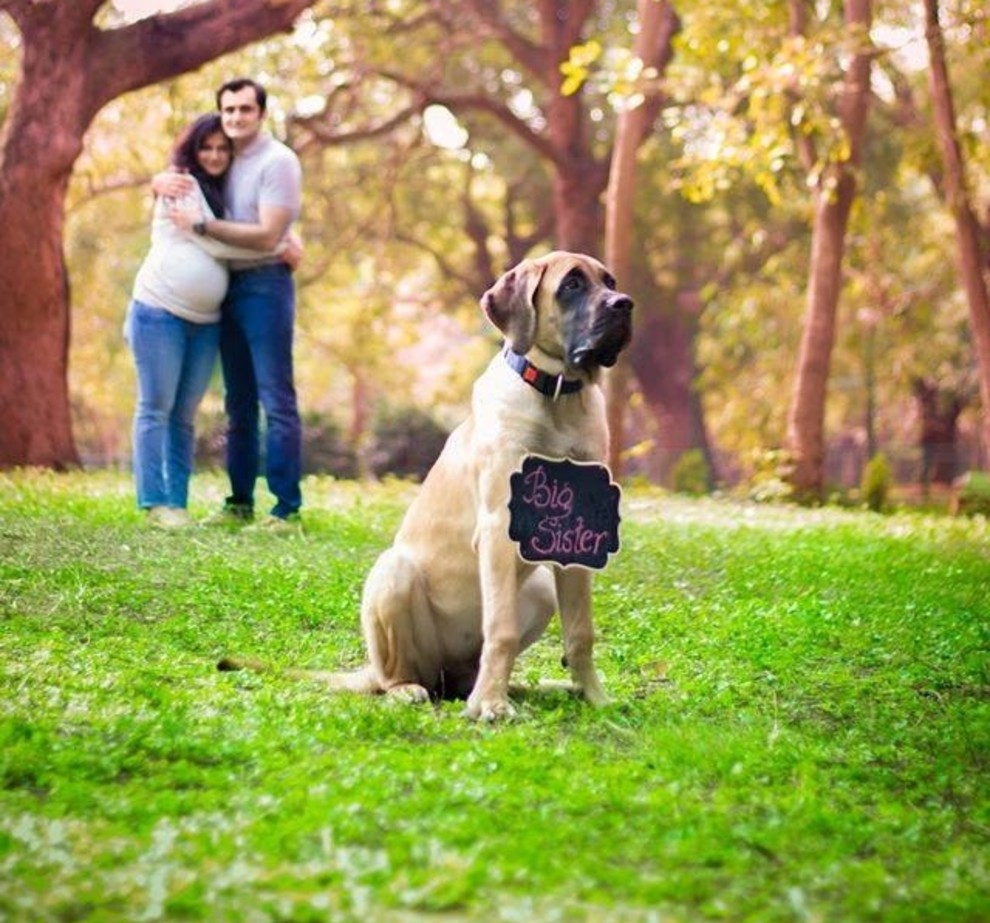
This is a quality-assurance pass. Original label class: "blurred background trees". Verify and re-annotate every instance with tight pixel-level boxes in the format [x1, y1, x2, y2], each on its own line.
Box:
[0, 0, 319, 468]
[1, 0, 986, 498]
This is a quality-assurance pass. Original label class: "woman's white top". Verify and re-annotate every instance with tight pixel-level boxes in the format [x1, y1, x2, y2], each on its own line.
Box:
[132, 184, 272, 324]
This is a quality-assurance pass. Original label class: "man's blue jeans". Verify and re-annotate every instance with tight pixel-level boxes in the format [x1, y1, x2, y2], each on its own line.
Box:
[127, 300, 219, 509]
[220, 264, 302, 518]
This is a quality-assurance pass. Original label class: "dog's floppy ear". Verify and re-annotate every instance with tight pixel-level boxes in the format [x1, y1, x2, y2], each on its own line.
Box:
[480, 259, 546, 354]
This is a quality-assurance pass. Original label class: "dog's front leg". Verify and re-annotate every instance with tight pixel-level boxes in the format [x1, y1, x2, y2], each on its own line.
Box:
[464, 516, 521, 721]
[556, 568, 609, 706]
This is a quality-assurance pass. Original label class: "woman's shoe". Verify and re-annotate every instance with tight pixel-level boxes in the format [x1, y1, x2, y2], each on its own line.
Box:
[147, 506, 191, 529]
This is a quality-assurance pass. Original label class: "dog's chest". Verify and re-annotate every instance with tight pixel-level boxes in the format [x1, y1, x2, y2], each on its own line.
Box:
[502, 403, 605, 463]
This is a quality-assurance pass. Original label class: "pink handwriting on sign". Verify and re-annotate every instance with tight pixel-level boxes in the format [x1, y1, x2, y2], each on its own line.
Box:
[520, 463, 574, 517]
[530, 515, 610, 558]
[508, 455, 622, 570]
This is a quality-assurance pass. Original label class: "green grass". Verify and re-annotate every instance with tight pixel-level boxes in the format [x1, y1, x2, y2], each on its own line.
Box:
[1, 470, 987, 922]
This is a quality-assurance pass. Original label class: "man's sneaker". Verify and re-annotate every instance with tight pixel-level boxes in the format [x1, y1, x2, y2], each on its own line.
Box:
[200, 504, 254, 527]
[147, 506, 191, 529]
[243, 513, 303, 535]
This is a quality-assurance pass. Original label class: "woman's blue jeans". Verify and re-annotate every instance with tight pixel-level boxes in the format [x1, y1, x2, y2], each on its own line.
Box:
[220, 265, 302, 518]
[127, 300, 219, 509]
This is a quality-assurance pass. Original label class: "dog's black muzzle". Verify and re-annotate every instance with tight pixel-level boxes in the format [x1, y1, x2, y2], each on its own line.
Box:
[569, 294, 634, 370]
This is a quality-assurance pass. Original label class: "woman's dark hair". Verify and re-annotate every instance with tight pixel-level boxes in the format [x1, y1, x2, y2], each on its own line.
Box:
[170, 113, 230, 217]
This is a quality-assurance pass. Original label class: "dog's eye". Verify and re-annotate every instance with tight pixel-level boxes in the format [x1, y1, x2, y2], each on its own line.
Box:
[560, 272, 585, 294]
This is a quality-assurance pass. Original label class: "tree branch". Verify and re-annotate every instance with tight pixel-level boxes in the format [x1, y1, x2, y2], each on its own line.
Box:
[1, 0, 101, 26]
[86, 0, 320, 111]
[459, 0, 548, 82]
[290, 99, 426, 152]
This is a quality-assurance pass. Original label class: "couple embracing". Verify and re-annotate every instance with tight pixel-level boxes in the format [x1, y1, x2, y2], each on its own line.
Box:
[127, 78, 304, 533]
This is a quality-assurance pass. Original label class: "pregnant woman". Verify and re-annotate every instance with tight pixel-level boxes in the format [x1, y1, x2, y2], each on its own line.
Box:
[125, 113, 293, 528]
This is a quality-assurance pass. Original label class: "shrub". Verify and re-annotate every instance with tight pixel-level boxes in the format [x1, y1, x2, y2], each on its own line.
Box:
[369, 406, 449, 481]
[861, 453, 892, 513]
[950, 470, 990, 516]
[744, 448, 795, 504]
[672, 449, 710, 496]
[195, 411, 358, 479]
[302, 413, 359, 478]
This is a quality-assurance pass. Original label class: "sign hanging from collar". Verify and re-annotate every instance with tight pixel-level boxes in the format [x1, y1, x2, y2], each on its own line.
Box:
[508, 454, 622, 570]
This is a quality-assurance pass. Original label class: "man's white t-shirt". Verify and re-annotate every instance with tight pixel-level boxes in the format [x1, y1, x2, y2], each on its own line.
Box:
[225, 131, 302, 271]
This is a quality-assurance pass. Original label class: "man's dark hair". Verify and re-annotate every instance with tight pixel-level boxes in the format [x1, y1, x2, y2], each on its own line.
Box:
[216, 78, 267, 113]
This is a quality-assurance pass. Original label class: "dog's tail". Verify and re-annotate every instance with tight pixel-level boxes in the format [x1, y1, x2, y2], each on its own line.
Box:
[217, 656, 383, 694]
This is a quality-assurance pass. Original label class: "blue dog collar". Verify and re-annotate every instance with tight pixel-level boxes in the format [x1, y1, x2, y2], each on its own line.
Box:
[503, 347, 583, 400]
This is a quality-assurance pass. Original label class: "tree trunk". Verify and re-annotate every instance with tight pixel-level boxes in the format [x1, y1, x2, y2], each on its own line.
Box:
[923, 0, 990, 466]
[628, 287, 713, 485]
[0, 0, 317, 469]
[784, 0, 873, 501]
[785, 177, 859, 499]
[0, 172, 76, 468]
[537, 2, 609, 254]
[0, 2, 95, 468]
[603, 0, 679, 476]
[552, 159, 609, 255]
[913, 378, 965, 488]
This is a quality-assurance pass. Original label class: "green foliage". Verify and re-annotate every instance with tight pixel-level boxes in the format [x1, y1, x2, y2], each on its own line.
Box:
[671, 448, 710, 495]
[1, 471, 988, 921]
[861, 452, 893, 513]
[951, 470, 990, 517]
[742, 447, 796, 503]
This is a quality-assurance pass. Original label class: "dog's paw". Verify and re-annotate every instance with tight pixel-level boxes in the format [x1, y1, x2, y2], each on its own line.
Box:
[570, 666, 610, 707]
[462, 696, 517, 722]
[582, 684, 611, 707]
[385, 682, 431, 704]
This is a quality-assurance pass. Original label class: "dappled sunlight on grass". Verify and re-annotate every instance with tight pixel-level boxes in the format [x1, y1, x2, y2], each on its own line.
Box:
[1, 472, 987, 922]
[626, 491, 989, 541]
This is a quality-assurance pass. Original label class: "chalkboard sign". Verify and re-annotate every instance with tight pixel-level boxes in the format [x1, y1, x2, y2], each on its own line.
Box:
[508, 455, 621, 570]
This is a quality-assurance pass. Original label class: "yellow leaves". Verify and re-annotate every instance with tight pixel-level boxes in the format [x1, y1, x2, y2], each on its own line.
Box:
[560, 39, 602, 97]
[559, 39, 663, 113]
[663, 16, 868, 210]
[829, 130, 852, 164]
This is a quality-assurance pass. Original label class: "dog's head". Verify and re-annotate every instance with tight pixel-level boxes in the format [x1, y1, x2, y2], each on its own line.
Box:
[481, 251, 633, 374]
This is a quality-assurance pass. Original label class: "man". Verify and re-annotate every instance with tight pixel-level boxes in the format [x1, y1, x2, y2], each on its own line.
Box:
[161, 78, 304, 531]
